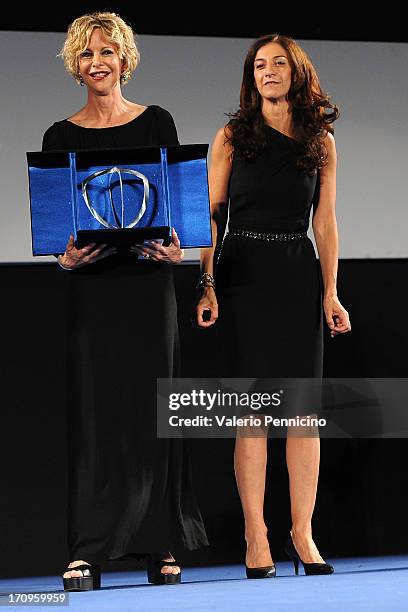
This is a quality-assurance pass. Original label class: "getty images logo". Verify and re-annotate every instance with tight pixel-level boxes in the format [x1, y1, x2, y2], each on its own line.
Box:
[168, 389, 284, 411]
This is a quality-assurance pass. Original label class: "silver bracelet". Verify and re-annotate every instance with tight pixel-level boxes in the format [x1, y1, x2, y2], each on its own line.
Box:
[57, 255, 74, 271]
[197, 272, 215, 290]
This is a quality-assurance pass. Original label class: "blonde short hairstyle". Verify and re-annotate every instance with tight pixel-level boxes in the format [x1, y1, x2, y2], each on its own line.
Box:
[60, 12, 140, 85]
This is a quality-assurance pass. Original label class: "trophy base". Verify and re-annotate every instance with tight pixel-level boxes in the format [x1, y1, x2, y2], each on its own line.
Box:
[76, 227, 172, 249]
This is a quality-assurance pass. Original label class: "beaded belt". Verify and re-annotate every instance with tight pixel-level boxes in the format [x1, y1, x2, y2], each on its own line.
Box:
[228, 228, 307, 241]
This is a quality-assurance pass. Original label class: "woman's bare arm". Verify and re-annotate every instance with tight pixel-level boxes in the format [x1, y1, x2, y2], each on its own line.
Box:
[196, 127, 233, 327]
[312, 133, 351, 336]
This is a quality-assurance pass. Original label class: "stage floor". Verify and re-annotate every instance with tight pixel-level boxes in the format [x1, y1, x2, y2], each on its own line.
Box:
[1, 556, 407, 611]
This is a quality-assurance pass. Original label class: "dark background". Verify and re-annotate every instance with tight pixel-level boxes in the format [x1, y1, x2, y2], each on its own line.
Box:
[0, 8, 406, 42]
[1, 260, 407, 577]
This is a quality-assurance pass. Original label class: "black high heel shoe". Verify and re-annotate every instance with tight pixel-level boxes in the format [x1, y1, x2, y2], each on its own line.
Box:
[285, 533, 334, 576]
[246, 564, 276, 579]
[245, 542, 276, 579]
[147, 553, 181, 585]
[62, 563, 101, 591]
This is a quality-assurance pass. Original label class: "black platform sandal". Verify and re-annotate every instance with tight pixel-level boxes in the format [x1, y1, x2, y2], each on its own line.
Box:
[147, 554, 181, 585]
[62, 563, 101, 591]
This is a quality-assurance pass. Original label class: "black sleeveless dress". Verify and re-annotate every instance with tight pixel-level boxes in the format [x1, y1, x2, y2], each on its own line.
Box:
[42, 106, 208, 564]
[216, 125, 323, 409]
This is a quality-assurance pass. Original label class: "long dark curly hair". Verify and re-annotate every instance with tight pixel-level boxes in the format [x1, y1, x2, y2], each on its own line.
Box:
[226, 34, 340, 176]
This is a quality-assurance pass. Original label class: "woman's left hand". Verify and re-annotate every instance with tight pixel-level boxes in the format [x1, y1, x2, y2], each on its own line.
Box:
[323, 295, 351, 338]
[130, 228, 184, 264]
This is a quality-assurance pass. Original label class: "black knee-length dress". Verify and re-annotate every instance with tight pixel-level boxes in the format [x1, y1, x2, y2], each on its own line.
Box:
[216, 125, 323, 412]
[42, 105, 208, 563]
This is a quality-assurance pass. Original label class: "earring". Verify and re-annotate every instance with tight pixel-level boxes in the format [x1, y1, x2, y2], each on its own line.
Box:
[120, 72, 130, 84]
[77, 75, 85, 86]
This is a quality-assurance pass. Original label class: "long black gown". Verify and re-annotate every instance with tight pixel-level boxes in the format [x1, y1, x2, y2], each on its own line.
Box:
[42, 105, 208, 564]
[216, 125, 323, 411]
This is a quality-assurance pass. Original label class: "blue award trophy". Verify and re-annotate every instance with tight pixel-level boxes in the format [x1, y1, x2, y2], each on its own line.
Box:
[27, 145, 212, 254]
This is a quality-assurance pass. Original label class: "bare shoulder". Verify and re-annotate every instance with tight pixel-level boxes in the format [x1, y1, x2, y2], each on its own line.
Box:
[127, 102, 148, 116]
[211, 125, 233, 161]
[67, 107, 86, 123]
[323, 130, 336, 154]
[321, 130, 337, 171]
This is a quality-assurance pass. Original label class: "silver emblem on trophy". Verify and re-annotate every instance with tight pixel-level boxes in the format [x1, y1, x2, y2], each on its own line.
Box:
[81, 166, 149, 229]
[76, 166, 171, 248]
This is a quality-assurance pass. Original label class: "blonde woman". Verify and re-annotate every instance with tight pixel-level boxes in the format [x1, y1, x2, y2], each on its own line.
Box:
[42, 12, 207, 591]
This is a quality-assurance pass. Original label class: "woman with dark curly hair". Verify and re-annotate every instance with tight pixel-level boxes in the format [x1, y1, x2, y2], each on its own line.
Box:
[197, 34, 351, 577]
